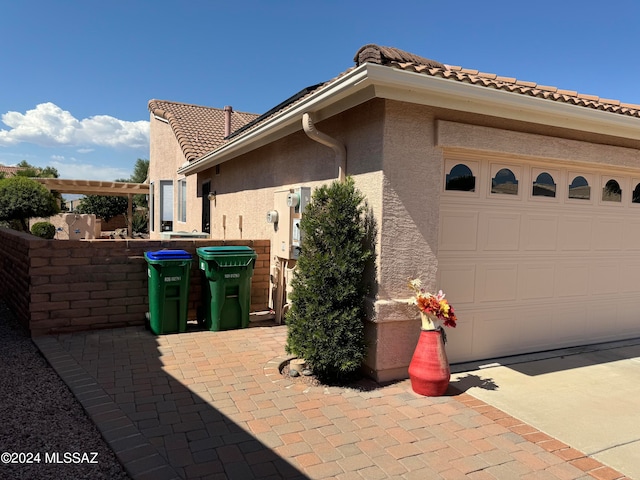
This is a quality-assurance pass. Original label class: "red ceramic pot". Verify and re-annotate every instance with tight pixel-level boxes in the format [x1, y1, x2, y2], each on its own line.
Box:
[408, 329, 450, 396]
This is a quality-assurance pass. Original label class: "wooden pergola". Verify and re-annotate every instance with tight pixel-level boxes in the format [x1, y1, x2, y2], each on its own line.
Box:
[33, 178, 150, 238]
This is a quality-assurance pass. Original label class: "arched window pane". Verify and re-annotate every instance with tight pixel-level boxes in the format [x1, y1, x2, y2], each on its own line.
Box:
[532, 172, 556, 197]
[446, 164, 475, 191]
[568, 176, 590, 200]
[632, 183, 640, 204]
[602, 179, 621, 202]
[492, 168, 518, 195]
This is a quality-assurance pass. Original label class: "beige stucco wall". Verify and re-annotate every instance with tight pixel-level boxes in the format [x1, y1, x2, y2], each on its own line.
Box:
[365, 102, 442, 381]
[203, 100, 385, 243]
[436, 120, 640, 169]
[148, 115, 205, 239]
[29, 213, 99, 240]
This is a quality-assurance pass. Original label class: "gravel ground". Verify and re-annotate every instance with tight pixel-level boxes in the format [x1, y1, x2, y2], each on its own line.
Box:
[0, 302, 131, 480]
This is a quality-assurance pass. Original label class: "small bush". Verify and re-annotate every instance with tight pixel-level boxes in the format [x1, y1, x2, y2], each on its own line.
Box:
[131, 210, 148, 234]
[31, 222, 56, 239]
[285, 177, 373, 383]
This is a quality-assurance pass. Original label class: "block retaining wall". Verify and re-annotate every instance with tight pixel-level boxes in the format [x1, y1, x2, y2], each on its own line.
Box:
[0, 227, 270, 336]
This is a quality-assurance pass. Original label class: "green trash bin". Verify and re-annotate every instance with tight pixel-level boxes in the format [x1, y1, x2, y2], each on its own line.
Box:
[197, 246, 258, 331]
[144, 249, 193, 335]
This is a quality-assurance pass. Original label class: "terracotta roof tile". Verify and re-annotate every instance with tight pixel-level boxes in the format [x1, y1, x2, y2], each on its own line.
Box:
[147, 100, 259, 162]
[354, 44, 444, 69]
[351, 43, 640, 118]
[0, 165, 24, 177]
[518, 80, 540, 88]
[476, 72, 498, 80]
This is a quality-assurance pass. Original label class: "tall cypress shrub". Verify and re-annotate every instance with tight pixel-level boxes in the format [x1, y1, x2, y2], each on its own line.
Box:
[285, 177, 372, 383]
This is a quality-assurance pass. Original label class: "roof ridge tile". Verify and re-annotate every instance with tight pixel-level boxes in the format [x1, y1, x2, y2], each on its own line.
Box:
[515, 80, 537, 87]
[364, 44, 640, 120]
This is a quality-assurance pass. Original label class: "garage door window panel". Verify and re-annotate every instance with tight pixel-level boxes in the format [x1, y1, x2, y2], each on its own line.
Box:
[446, 163, 476, 192]
[489, 164, 522, 198]
[491, 168, 519, 196]
[632, 182, 640, 204]
[568, 174, 592, 202]
[602, 178, 622, 203]
[443, 159, 480, 197]
[532, 172, 556, 198]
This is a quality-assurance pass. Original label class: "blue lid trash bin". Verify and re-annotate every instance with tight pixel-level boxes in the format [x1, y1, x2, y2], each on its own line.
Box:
[196, 246, 258, 331]
[144, 250, 193, 335]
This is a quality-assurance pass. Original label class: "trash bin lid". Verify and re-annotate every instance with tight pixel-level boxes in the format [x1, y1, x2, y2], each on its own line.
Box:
[196, 246, 255, 259]
[145, 250, 193, 260]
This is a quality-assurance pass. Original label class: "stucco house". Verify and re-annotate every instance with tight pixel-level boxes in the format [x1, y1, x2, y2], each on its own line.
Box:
[149, 44, 640, 382]
[147, 99, 258, 238]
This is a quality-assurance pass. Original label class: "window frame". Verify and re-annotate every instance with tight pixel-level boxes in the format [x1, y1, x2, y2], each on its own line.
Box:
[177, 178, 187, 223]
[149, 181, 155, 232]
[159, 180, 174, 231]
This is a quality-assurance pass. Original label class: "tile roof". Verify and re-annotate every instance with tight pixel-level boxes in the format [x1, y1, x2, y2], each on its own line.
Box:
[148, 100, 259, 162]
[354, 44, 445, 69]
[220, 44, 640, 149]
[178, 44, 640, 169]
[354, 44, 640, 118]
[0, 165, 24, 177]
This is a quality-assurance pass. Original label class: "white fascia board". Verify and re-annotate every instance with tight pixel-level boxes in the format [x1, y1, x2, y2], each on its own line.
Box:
[365, 63, 640, 140]
[178, 66, 375, 176]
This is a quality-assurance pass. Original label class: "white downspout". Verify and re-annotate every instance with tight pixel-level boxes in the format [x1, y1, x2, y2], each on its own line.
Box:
[302, 113, 346, 182]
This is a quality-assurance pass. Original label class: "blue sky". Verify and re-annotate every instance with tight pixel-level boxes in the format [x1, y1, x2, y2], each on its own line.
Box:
[1, 0, 640, 181]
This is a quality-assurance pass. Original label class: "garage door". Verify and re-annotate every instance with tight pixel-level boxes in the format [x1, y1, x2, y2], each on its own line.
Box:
[438, 156, 640, 363]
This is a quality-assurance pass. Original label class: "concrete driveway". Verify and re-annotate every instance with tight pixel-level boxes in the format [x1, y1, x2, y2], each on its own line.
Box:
[451, 338, 640, 479]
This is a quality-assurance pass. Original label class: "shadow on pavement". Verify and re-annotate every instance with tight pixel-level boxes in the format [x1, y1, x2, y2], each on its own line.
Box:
[450, 337, 640, 377]
[448, 373, 499, 394]
[39, 323, 310, 480]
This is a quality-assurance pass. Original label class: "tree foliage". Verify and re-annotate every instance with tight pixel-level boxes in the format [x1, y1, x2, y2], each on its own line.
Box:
[0, 177, 59, 231]
[116, 158, 149, 208]
[15, 160, 59, 178]
[130, 158, 149, 184]
[75, 195, 129, 223]
[285, 177, 373, 383]
[75, 158, 149, 230]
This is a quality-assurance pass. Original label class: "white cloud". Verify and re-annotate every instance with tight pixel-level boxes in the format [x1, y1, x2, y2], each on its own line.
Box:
[0, 103, 149, 149]
[48, 157, 131, 181]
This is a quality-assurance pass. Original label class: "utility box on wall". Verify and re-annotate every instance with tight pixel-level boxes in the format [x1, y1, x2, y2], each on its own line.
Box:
[271, 187, 311, 260]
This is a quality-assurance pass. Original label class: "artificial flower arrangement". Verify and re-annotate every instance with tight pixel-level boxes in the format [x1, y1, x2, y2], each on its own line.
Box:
[408, 279, 457, 332]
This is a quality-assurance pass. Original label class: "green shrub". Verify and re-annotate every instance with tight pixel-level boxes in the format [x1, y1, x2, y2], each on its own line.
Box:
[31, 221, 56, 239]
[285, 177, 373, 383]
[131, 210, 148, 234]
